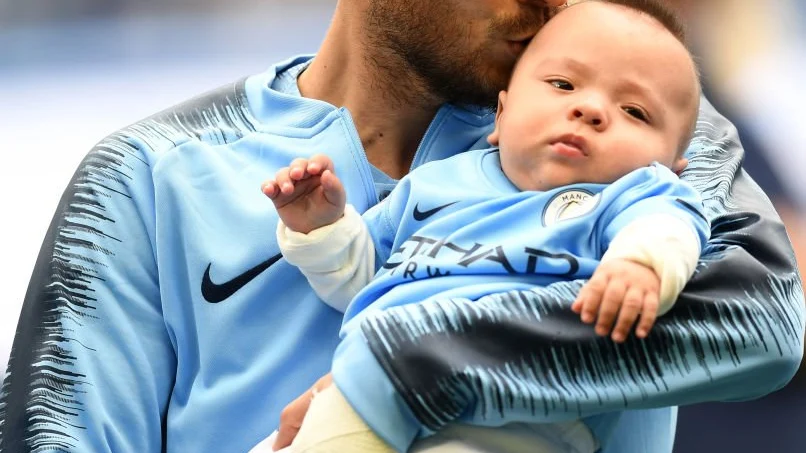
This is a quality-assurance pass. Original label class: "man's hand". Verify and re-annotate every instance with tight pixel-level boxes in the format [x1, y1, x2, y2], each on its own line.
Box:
[272, 373, 334, 451]
[262, 154, 346, 234]
[571, 259, 661, 343]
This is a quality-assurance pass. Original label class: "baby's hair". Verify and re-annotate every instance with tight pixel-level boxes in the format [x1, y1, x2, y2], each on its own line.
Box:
[580, 0, 687, 45]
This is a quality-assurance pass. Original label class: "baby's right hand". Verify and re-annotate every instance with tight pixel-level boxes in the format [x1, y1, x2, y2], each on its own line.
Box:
[262, 154, 346, 234]
[571, 258, 661, 343]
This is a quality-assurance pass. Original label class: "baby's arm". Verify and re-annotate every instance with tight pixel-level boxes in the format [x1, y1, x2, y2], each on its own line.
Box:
[262, 155, 404, 451]
[263, 154, 375, 311]
[572, 214, 702, 342]
[602, 213, 702, 313]
[572, 165, 710, 342]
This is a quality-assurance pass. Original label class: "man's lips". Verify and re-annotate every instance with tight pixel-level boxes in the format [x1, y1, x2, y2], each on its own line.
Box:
[504, 30, 537, 56]
[505, 38, 532, 56]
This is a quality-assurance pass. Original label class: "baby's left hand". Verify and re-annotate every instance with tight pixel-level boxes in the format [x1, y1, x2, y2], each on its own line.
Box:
[572, 259, 660, 343]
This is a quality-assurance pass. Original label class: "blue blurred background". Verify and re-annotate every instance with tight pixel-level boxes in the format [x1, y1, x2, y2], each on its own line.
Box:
[0, 1, 803, 451]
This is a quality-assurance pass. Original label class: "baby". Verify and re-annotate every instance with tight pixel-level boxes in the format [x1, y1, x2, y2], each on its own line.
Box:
[261, 0, 707, 452]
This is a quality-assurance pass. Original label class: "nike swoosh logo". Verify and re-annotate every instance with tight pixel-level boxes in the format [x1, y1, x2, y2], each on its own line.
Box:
[202, 253, 283, 303]
[413, 201, 458, 221]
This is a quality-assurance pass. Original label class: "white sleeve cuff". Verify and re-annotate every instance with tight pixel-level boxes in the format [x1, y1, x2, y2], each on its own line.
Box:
[277, 205, 363, 272]
[276, 205, 375, 312]
[602, 214, 702, 315]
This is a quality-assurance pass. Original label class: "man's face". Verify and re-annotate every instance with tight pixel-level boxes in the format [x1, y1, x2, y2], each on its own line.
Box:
[365, 0, 565, 108]
[489, 2, 699, 191]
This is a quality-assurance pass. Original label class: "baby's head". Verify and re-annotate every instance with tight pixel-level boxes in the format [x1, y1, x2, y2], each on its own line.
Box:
[487, 0, 700, 192]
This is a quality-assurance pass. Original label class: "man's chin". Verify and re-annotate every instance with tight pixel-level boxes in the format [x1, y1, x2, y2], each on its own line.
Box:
[449, 67, 511, 108]
[442, 82, 500, 109]
[420, 51, 511, 108]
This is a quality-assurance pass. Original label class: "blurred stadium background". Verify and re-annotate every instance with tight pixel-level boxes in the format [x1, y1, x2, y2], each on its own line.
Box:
[0, 1, 803, 451]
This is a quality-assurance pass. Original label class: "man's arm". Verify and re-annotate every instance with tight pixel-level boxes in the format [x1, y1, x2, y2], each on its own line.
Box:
[0, 133, 175, 452]
[330, 97, 805, 451]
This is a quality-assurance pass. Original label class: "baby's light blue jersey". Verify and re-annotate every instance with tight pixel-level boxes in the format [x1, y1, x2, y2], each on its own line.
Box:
[333, 150, 710, 450]
[342, 151, 709, 330]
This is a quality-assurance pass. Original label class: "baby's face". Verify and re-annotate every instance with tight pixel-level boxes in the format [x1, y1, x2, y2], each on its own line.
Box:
[489, 1, 699, 192]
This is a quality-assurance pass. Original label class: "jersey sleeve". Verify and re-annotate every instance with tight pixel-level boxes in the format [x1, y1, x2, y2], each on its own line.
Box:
[0, 133, 175, 452]
[330, 97, 806, 452]
[361, 175, 414, 269]
[595, 164, 710, 256]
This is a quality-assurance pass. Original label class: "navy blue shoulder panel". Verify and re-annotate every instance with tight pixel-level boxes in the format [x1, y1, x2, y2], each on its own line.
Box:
[0, 78, 257, 452]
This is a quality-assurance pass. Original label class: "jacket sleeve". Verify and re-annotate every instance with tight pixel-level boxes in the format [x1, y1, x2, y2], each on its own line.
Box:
[0, 131, 175, 452]
[331, 97, 805, 450]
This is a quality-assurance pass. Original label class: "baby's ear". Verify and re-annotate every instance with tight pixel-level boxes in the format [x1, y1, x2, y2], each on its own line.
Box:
[487, 91, 508, 146]
[672, 157, 689, 176]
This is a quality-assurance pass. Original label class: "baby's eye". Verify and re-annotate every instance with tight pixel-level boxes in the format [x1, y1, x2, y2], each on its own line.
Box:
[549, 80, 574, 91]
[624, 106, 649, 123]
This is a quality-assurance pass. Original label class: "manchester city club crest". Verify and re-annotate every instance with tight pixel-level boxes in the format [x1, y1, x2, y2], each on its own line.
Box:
[542, 189, 600, 226]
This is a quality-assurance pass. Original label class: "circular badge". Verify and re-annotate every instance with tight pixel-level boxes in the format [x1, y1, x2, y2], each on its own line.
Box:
[542, 189, 600, 226]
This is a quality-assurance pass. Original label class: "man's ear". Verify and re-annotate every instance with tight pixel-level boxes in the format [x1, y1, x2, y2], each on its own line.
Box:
[487, 91, 508, 146]
[672, 157, 689, 176]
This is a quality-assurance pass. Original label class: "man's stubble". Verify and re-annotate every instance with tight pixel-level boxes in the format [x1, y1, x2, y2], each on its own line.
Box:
[363, 1, 550, 109]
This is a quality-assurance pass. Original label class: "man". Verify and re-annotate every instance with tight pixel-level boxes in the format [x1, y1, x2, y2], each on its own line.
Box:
[0, 1, 802, 453]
